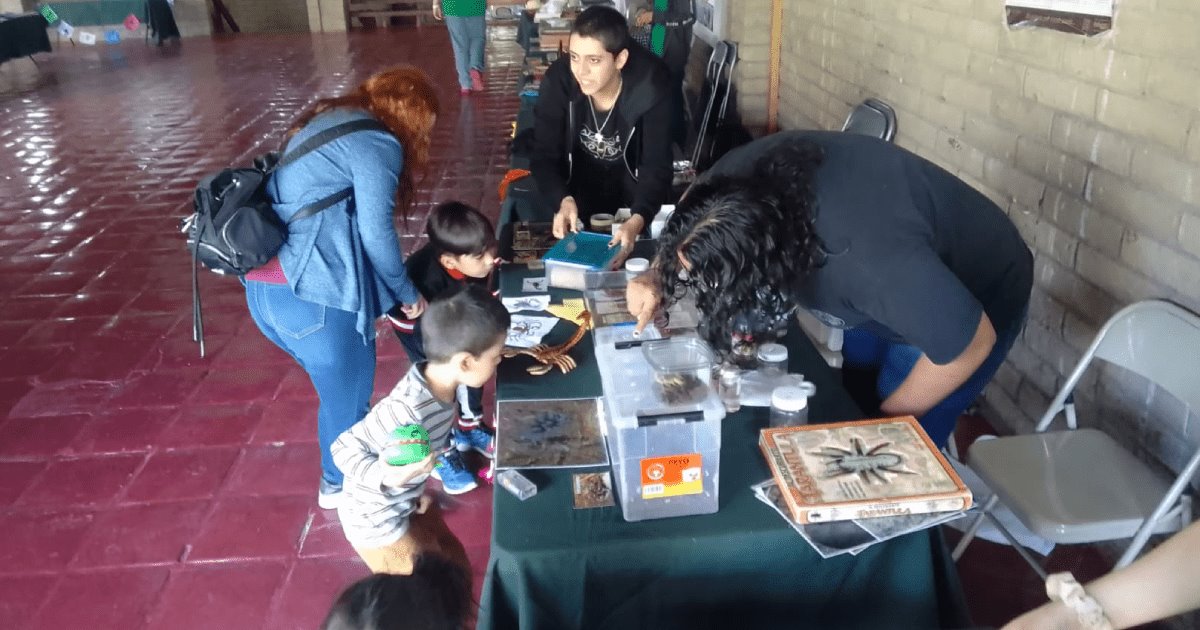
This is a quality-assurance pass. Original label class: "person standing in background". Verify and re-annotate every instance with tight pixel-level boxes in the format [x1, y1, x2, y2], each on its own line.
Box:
[631, 0, 694, 149]
[433, 0, 487, 95]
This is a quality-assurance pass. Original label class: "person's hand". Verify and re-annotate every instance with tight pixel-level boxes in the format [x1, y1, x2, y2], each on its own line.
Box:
[381, 452, 436, 489]
[634, 9, 653, 27]
[432, 2, 444, 20]
[627, 272, 662, 334]
[608, 214, 645, 268]
[415, 494, 433, 515]
[552, 197, 579, 239]
[400, 295, 427, 318]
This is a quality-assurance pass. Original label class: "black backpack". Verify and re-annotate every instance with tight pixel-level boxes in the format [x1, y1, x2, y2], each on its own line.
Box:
[182, 118, 387, 356]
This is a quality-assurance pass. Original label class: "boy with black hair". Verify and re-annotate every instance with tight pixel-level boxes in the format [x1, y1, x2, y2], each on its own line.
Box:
[387, 201, 500, 495]
[333, 285, 510, 574]
[533, 5, 675, 256]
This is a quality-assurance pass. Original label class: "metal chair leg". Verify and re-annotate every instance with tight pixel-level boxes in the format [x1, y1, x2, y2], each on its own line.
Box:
[982, 508, 1049, 580]
[952, 494, 997, 560]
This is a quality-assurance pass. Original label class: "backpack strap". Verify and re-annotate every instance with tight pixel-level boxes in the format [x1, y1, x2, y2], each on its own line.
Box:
[276, 118, 389, 169]
[287, 188, 353, 224]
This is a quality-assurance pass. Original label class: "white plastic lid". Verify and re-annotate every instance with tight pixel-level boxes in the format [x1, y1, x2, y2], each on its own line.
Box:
[757, 343, 788, 363]
[625, 257, 650, 273]
[771, 385, 810, 411]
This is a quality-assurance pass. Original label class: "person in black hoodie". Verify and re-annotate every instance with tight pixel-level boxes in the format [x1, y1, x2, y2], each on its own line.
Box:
[532, 5, 674, 255]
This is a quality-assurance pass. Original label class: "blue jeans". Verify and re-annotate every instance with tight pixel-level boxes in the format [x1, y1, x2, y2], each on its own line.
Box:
[445, 15, 485, 90]
[245, 281, 375, 487]
[841, 309, 1027, 448]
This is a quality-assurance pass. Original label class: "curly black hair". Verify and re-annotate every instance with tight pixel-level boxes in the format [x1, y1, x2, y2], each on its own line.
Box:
[655, 138, 826, 352]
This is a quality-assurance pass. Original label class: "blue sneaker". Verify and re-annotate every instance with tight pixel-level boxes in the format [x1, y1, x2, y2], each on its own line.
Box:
[431, 450, 477, 495]
[453, 427, 495, 459]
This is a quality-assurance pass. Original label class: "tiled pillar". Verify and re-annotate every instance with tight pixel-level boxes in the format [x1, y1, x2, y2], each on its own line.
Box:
[173, 0, 214, 37]
[307, 0, 347, 32]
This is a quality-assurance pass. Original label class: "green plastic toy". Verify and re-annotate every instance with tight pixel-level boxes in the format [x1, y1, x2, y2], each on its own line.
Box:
[383, 425, 432, 466]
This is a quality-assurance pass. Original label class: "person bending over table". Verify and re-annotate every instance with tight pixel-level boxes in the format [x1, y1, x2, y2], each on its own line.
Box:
[625, 131, 1033, 448]
[531, 5, 674, 254]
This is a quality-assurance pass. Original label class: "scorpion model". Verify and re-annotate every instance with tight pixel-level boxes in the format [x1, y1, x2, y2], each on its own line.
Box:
[503, 311, 592, 375]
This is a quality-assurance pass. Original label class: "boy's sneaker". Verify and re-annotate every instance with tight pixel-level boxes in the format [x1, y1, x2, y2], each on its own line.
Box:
[453, 427, 495, 458]
[317, 478, 343, 510]
[470, 68, 485, 91]
[432, 450, 477, 495]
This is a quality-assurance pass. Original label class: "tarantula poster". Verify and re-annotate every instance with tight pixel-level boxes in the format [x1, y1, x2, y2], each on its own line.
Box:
[811, 438, 916, 484]
[495, 398, 608, 469]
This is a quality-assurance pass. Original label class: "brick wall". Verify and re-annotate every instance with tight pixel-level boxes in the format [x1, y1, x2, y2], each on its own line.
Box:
[724, 0, 771, 133]
[727, 1, 1200, 489]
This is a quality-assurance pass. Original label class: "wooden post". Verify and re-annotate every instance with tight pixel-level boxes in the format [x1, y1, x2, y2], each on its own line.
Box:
[767, 0, 783, 133]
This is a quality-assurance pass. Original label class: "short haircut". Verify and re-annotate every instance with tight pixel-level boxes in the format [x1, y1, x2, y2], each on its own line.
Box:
[421, 284, 510, 363]
[321, 554, 472, 630]
[571, 6, 629, 56]
[426, 201, 497, 257]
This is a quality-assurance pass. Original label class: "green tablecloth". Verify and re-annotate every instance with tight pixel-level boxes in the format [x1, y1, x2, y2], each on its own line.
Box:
[481, 266, 971, 630]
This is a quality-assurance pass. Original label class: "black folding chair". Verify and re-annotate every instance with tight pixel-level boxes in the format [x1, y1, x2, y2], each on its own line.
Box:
[841, 98, 898, 142]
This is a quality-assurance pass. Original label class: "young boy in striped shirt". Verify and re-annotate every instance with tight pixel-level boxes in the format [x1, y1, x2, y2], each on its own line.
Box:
[388, 201, 500, 495]
[332, 285, 510, 574]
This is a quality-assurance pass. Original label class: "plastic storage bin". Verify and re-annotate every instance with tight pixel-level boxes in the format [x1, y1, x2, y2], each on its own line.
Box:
[594, 328, 725, 521]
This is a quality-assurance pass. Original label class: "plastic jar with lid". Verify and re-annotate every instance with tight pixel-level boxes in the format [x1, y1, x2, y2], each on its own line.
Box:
[625, 257, 650, 281]
[756, 343, 788, 376]
[769, 383, 816, 427]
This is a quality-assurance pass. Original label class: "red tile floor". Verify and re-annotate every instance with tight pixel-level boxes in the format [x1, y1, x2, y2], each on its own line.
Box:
[0, 25, 1167, 630]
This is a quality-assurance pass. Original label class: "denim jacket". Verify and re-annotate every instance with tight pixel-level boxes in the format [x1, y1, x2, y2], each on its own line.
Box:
[267, 108, 420, 342]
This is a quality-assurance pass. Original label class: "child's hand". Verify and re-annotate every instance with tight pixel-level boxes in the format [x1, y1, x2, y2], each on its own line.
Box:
[381, 452, 436, 489]
[415, 494, 433, 515]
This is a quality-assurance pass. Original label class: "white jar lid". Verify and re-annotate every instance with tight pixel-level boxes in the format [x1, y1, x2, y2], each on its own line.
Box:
[771, 384, 812, 411]
[757, 343, 788, 363]
[625, 257, 650, 273]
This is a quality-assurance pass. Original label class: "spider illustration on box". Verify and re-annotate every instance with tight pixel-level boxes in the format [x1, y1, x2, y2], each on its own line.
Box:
[811, 438, 916, 484]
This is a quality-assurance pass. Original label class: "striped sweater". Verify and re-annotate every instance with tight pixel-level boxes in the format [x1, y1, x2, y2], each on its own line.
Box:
[331, 363, 456, 548]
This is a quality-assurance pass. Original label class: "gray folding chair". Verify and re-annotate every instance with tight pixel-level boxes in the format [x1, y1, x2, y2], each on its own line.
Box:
[952, 300, 1200, 578]
[841, 98, 897, 143]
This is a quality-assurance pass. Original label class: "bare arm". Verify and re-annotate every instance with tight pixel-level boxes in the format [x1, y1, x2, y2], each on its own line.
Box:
[1003, 520, 1200, 629]
[880, 311, 996, 418]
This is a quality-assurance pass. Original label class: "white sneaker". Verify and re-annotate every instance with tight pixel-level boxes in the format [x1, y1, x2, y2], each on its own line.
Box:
[318, 479, 344, 510]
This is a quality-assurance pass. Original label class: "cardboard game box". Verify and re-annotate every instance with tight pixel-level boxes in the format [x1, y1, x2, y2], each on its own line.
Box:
[759, 416, 972, 524]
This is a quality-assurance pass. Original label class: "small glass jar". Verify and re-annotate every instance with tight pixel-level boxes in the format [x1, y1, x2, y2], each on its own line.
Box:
[625, 257, 649, 282]
[769, 383, 815, 427]
[589, 213, 614, 233]
[730, 315, 758, 369]
[756, 343, 788, 376]
[718, 365, 742, 413]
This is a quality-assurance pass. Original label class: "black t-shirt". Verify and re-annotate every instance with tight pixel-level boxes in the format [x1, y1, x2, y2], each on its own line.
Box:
[700, 131, 1033, 364]
[570, 103, 632, 220]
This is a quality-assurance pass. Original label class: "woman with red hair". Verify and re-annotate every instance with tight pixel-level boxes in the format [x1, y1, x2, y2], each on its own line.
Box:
[242, 66, 440, 510]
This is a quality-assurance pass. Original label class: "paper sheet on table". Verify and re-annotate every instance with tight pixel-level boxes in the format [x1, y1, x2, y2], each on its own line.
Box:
[545, 298, 587, 325]
[505, 315, 561, 349]
[503, 295, 550, 313]
[522, 276, 548, 292]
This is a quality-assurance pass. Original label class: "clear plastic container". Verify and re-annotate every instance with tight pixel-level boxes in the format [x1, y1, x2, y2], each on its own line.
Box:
[756, 343, 788, 376]
[718, 365, 742, 413]
[643, 337, 716, 407]
[769, 383, 816, 427]
[496, 469, 537, 501]
[624, 257, 649, 282]
[594, 328, 725, 522]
